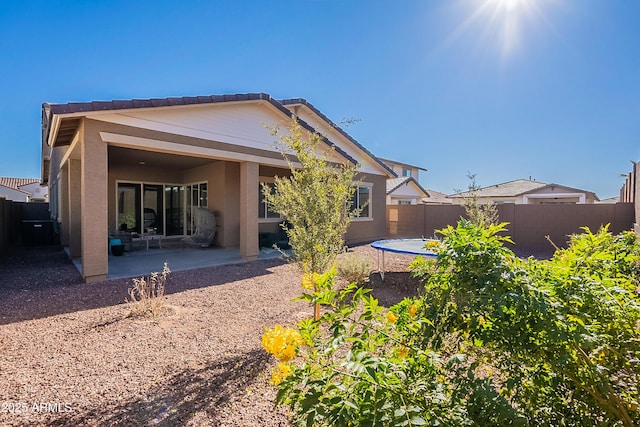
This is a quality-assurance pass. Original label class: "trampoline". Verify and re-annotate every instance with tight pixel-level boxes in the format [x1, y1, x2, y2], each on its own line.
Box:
[370, 238, 438, 281]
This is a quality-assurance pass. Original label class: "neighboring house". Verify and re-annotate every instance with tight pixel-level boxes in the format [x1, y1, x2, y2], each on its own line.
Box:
[448, 179, 599, 205]
[379, 158, 429, 205]
[0, 177, 49, 202]
[41, 93, 395, 283]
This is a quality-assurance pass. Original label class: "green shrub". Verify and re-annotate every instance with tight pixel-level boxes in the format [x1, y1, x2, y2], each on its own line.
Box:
[265, 221, 640, 426]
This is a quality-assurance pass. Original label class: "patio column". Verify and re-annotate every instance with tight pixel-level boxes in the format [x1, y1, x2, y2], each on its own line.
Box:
[68, 159, 82, 258]
[59, 161, 70, 247]
[240, 161, 259, 261]
[80, 120, 108, 283]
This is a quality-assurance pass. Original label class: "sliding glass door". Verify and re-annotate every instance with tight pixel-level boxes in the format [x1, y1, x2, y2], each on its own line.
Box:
[186, 183, 208, 235]
[117, 183, 141, 232]
[143, 184, 163, 234]
[164, 185, 185, 236]
[117, 181, 207, 237]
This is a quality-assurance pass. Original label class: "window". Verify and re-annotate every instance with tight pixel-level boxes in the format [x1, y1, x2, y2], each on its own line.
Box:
[350, 185, 372, 218]
[186, 183, 207, 235]
[117, 183, 141, 232]
[259, 181, 281, 220]
[398, 200, 412, 205]
[402, 168, 412, 177]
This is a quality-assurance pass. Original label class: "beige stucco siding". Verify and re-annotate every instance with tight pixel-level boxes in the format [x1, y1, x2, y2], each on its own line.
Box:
[81, 119, 109, 282]
[90, 102, 283, 154]
[346, 173, 387, 245]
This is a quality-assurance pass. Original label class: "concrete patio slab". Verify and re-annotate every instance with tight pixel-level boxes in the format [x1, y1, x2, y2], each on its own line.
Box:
[70, 243, 288, 281]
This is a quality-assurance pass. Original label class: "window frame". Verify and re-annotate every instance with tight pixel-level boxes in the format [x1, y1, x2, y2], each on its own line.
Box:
[258, 177, 283, 223]
[350, 183, 373, 221]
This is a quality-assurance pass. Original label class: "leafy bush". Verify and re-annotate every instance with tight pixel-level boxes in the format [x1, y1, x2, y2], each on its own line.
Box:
[127, 262, 170, 318]
[262, 119, 360, 319]
[264, 221, 640, 426]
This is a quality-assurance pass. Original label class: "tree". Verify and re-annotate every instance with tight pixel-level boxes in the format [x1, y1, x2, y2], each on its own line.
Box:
[458, 172, 499, 228]
[262, 118, 360, 319]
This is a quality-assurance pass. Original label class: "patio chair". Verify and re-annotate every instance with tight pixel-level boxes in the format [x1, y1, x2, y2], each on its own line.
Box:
[187, 207, 216, 248]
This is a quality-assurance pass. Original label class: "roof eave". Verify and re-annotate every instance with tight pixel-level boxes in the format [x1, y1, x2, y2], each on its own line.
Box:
[280, 98, 397, 178]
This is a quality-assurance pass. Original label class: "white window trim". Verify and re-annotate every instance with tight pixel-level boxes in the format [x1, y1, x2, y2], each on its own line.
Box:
[351, 182, 373, 221]
[259, 177, 284, 222]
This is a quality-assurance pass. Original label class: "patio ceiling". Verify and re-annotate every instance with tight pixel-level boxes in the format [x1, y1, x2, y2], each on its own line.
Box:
[108, 146, 214, 169]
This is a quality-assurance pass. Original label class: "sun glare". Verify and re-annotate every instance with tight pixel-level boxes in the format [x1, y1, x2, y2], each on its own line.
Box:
[498, 0, 525, 12]
[444, 0, 549, 62]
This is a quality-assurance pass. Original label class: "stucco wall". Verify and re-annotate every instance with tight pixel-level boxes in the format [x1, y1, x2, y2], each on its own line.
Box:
[346, 173, 388, 245]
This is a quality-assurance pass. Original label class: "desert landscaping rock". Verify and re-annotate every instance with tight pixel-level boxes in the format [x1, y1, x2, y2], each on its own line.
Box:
[0, 244, 421, 426]
[0, 243, 550, 426]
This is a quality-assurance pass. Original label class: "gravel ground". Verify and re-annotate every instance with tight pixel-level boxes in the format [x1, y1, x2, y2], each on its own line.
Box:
[0, 244, 422, 426]
[0, 242, 553, 426]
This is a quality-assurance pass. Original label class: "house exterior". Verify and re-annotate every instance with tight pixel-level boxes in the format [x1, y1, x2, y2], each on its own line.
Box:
[449, 179, 599, 205]
[41, 93, 395, 283]
[379, 158, 429, 205]
[0, 177, 49, 202]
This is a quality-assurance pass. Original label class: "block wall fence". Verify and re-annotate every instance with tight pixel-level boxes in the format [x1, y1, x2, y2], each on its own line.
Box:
[386, 203, 635, 254]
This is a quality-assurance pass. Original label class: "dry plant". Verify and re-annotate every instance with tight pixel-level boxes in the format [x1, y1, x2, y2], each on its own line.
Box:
[336, 252, 372, 285]
[127, 262, 170, 318]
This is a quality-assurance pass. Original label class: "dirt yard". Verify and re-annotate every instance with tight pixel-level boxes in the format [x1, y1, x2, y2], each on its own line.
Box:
[0, 244, 421, 426]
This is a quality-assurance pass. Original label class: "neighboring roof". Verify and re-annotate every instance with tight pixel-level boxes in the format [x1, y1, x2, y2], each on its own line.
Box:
[386, 176, 429, 197]
[450, 179, 545, 198]
[280, 98, 396, 178]
[597, 196, 619, 204]
[378, 157, 428, 172]
[43, 93, 358, 167]
[521, 183, 599, 201]
[422, 188, 454, 204]
[0, 177, 39, 190]
[449, 179, 599, 201]
[424, 188, 450, 199]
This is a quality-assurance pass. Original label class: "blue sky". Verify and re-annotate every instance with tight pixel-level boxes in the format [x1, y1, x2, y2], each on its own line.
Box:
[1, 0, 638, 199]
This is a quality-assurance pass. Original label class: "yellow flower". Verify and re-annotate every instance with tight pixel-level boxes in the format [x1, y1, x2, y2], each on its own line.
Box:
[262, 325, 304, 362]
[425, 240, 439, 250]
[408, 304, 417, 317]
[386, 311, 398, 324]
[301, 272, 320, 290]
[271, 363, 293, 385]
[397, 346, 409, 358]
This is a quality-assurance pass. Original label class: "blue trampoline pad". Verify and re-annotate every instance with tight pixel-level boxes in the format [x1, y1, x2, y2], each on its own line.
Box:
[370, 238, 438, 257]
[370, 239, 438, 281]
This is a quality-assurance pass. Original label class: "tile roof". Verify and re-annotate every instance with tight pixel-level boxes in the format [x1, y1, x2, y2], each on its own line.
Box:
[449, 179, 599, 201]
[279, 98, 396, 178]
[46, 93, 276, 115]
[449, 179, 546, 198]
[0, 177, 40, 190]
[386, 176, 428, 196]
[378, 157, 428, 172]
[424, 188, 450, 200]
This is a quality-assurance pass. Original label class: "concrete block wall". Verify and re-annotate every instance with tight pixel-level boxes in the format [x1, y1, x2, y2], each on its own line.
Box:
[387, 203, 635, 252]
